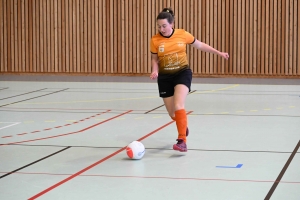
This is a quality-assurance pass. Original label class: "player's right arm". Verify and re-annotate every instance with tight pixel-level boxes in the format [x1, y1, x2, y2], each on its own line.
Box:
[150, 53, 159, 80]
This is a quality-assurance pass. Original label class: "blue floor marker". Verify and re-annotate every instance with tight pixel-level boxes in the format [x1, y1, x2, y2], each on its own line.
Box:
[216, 164, 243, 168]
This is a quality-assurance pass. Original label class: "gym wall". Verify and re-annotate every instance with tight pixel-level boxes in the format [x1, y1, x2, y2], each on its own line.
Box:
[0, 0, 299, 78]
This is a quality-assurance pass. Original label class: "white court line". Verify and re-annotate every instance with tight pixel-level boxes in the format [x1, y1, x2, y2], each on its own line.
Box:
[0, 122, 21, 130]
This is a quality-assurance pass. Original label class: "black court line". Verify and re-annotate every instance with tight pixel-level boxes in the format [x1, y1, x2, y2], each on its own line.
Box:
[0, 88, 48, 100]
[145, 90, 197, 114]
[195, 114, 300, 118]
[264, 140, 300, 200]
[4, 144, 300, 154]
[0, 110, 106, 114]
[50, 87, 159, 91]
[192, 93, 300, 96]
[63, 91, 156, 94]
[44, 88, 300, 93]
[0, 110, 143, 115]
[0, 87, 9, 91]
[204, 90, 300, 93]
[1, 109, 299, 118]
[0, 88, 69, 108]
[188, 90, 197, 95]
[0, 146, 71, 179]
[144, 105, 165, 114]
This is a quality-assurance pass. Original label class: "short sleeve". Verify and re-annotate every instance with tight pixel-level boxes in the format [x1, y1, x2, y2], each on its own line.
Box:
[185, 31, 196, 44]
[150, 38, 158, 54]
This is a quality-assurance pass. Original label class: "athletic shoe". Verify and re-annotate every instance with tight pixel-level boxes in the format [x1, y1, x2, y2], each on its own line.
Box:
[173, 139, 187, 152]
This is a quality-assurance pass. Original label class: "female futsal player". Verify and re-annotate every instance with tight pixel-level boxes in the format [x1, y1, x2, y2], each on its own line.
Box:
[150, 8, 229, 152]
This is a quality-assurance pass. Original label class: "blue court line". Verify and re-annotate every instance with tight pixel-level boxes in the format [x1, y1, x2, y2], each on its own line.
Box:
[216, 164, 243, 168]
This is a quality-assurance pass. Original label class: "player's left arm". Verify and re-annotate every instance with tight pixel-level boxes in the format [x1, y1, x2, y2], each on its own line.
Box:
[191, 39, 229, 60]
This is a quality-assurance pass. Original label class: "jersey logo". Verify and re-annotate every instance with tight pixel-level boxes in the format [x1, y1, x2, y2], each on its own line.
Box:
[162, 53, 180, 70]
[159, 45, 164, 52]
[177, 42, 184, 47]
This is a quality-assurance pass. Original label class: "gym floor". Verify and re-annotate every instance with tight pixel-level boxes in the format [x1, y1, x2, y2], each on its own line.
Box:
[0, 75, 299, 200]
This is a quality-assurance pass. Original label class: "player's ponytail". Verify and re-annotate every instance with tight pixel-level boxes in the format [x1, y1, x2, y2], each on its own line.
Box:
[157, 7, 175, 24]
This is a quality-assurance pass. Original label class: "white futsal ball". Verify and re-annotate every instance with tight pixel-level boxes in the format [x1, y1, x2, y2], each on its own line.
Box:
[126, 141, 145, 160]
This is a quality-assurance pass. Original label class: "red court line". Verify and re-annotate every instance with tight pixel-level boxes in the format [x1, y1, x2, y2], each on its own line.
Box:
[2, 111, 111, 139]
[28, 111, 193, 200]
[31, 131, 40, 134]
[2, 171, 299, 184]
[1, 135, 12, 138]
[2, 107, 149, 111]
[1, 107, 112, 111]
[0, 110, 132, 146]
[17, 133, 28, 136]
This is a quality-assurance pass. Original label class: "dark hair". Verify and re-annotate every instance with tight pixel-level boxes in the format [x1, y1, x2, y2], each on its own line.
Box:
[156, 7, 175, 24]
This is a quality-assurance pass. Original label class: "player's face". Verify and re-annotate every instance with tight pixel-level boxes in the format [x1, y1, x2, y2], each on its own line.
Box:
[157, 19, 173, 37]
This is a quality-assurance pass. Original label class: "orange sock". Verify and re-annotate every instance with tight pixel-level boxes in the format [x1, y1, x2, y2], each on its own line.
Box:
[175, 109, 187, 143]
[171, 116, 176, 121]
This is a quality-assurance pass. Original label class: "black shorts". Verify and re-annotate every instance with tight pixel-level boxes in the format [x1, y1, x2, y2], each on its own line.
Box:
[157, 69, 192, 98]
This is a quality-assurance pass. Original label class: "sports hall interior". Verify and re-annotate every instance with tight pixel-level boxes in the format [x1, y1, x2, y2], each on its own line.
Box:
[0, 0, 299, 199]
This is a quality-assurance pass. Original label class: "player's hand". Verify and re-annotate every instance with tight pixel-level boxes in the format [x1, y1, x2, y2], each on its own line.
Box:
[219, 52, 229, 60]
[150, 71, 158, 80]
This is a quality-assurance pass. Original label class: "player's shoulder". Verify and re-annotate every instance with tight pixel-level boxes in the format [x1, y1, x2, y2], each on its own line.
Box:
[174, 29, 186, 33]
[150, 33, 160, 45]
[174, 29, 191, 35]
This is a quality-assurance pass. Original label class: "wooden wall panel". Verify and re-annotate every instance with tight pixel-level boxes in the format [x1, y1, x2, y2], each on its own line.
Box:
[0, 0, 299, 78]
[13, 0, 17, 72]
[1, 0, 5, 71]
[298, 0, 300, 75]
[293, 0, 297, 75]
[7, 0, 11, 72]
[0, 0, 2, 72]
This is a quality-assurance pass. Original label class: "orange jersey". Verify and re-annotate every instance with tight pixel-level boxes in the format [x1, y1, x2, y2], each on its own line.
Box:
[150, 29, 195, 74]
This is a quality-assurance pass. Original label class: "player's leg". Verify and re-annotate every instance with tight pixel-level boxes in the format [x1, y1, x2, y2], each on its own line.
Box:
[172, 84, 189, 151]
[162, 96, 175, 120]
[162, 90, 189, 137]
[173, 84, 189, 111]
[172, 69, 192, 152]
